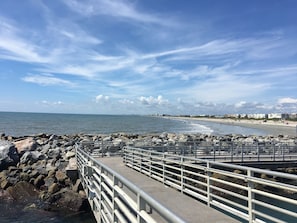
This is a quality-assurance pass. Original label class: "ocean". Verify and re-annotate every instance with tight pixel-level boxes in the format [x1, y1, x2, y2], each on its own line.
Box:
[0, 112, 268, 137]
[0, 112, 268, 223]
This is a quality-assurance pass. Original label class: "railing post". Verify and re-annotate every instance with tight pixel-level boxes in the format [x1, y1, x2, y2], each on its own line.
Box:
[140, 152, 142, 173]
[99, 165, 103, 218]
[273, 143, 276, 161]
[206, 162, 212, 207]
[162, 153, 165, 184]
[137, 194, 146, 223]
[132, 148, 135, 167]
[149, 150, 152, 177]
[241, 144, 244, 162]
[181, 157, 184, 194]
[257, 143, 260, 162]
[282, 143, 285, 161]
[113, 175, 118, 223]
[231, 142, 234, 162]
[101, 137, 104, 157]
[123, 147, 126, 163]
[247, 169, 255, 223]
[194, 140, 197, 158]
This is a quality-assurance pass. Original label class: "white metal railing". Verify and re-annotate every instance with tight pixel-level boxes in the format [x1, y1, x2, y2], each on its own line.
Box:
[123, 146, 297, 223]
[76, 146, 186, 223]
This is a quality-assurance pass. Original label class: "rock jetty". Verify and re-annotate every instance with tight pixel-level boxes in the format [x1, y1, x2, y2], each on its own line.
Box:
[0, 132, 296, 215]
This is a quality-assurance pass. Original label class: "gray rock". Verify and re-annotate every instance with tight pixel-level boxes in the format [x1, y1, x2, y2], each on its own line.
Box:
[48, 183, 60, 194]
[20, 151, 45, 164]
[19, 172, 30, 181]
[44, 176, 56, 187]
[34, 175, 45, 188]
[0, 140, 19, 170]
[65, 151, 75, 159]
[103, 136, 112, 142]
[55, 170, 67, 183]
[45, 162, 56, 172]
[47, 147, 61, 159]
[41, 144, 51, 154]
[1, 179, 11, 189]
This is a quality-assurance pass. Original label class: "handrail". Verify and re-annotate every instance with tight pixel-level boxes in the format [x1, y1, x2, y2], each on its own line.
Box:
[123, 146, 297, 223]
[76, 145, 186, 223]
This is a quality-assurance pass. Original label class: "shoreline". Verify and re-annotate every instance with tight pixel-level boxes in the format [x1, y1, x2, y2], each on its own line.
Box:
[166, 116, 297, 137]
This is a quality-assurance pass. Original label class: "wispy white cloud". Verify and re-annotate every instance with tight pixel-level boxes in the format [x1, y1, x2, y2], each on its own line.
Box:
[0, 23, 48, 63]
[41, 100, 64, 106]
[22, 74, 74, 87]
[63, 0, 175, 26]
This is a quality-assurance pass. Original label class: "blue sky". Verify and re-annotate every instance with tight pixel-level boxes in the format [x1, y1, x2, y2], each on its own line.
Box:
[0, 0, 297, 115]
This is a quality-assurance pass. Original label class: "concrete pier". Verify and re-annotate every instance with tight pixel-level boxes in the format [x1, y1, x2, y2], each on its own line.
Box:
[98, 157, 239, 223]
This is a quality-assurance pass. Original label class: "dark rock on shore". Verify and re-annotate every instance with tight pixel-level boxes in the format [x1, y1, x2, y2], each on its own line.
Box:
[0, 133, 89, 216]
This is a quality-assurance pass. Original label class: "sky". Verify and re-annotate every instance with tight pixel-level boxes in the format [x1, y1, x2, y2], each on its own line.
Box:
[0, 0, 297, 115]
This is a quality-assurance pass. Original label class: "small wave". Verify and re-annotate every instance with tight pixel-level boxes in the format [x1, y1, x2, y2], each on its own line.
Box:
[186, 122, 214, 134]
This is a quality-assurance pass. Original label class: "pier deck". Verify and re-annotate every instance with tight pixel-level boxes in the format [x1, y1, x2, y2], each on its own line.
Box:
[97, 157, 239, 223]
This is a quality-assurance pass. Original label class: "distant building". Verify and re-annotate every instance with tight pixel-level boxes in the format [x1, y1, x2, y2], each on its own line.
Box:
[247, 113, 266, 119]
[267, 113, 282, 119]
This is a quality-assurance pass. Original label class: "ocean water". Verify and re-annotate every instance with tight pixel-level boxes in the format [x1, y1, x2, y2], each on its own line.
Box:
[0, 112, 267, 137]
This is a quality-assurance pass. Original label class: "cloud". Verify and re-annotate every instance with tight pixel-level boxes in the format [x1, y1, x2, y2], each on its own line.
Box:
[119, 99, 134, 104]
[139, 95, 169, 106]
[0, 21, 48, 63]
[95, 94, 110, 103]
[63, 0, 173, 26]
[278, 97, 297, 104]
[59, 29, 102, 45]
[41, 100, 64, 105]
[235, 101, 247, 108]
[22, 74, 74, 86]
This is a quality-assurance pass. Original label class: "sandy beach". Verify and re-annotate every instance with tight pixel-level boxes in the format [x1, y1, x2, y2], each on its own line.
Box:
[169, 116, 297, 137]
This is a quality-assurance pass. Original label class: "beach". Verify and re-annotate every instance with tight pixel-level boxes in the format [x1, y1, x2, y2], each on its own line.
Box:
[167, 116, 297, 137]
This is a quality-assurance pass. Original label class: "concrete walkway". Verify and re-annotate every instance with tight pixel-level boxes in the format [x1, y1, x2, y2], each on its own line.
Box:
[97, 157, 239, 223]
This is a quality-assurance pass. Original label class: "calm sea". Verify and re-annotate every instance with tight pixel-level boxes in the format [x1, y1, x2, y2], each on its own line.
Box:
[0, 112, 267, 137]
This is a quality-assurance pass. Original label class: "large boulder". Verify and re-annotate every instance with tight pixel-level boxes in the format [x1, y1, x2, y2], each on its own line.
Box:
[13, 138, 37, 155]
[6, 181, 39, 203]
[47, 189, 88, 212]
[0, 141, 19, 170]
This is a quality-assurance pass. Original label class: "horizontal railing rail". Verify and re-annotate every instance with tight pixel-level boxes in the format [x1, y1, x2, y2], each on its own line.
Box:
[76, 145, 186, 223]
[123, 146, 297, 223]
[131, 143, 297, 163]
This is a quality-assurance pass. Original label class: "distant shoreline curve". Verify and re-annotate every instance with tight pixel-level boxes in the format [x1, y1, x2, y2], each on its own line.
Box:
[163, 116, 297, 137]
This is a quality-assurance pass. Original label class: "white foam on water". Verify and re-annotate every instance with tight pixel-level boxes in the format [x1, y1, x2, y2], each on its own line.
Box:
[186, 122, 214, 134]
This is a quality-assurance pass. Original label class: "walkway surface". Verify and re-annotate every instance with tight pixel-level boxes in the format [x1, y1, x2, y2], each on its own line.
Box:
[97, 157, 239, 223]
